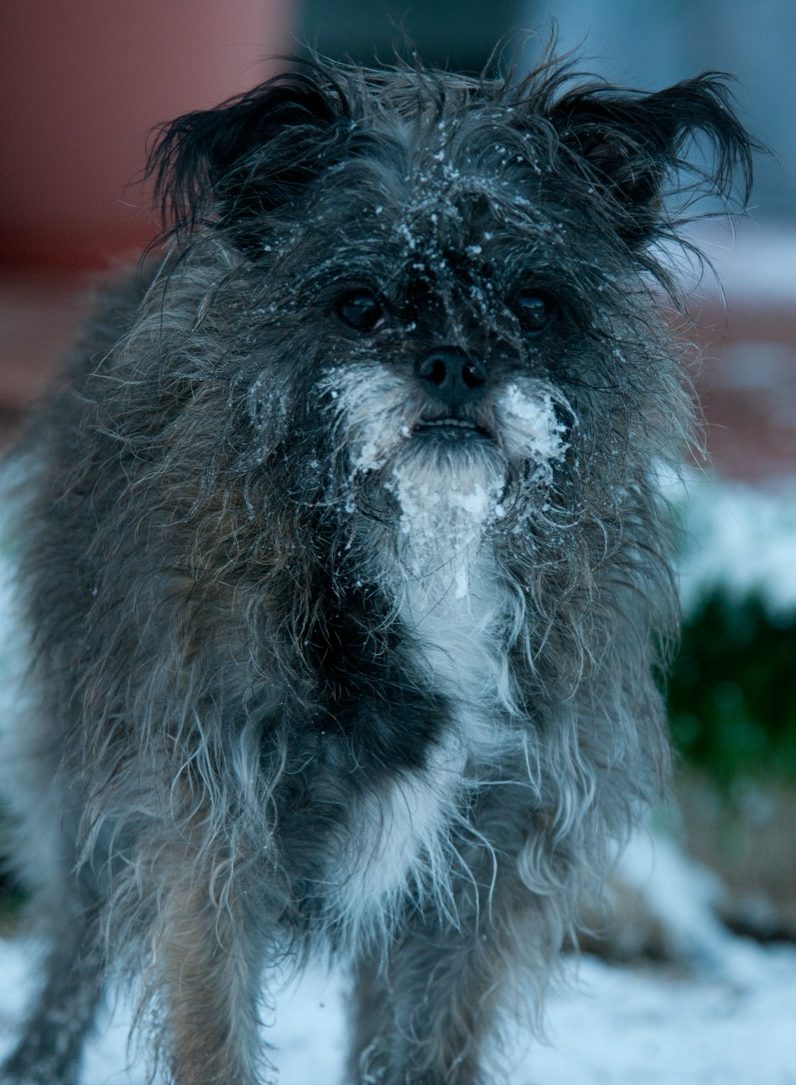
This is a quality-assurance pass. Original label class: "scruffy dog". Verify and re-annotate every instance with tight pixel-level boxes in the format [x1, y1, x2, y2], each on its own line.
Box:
[1, 54, 752, 1085]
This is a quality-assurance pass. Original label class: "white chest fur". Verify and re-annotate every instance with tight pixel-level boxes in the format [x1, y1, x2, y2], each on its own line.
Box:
[400, 549, 517, 755]
[325, 547, 519, 944]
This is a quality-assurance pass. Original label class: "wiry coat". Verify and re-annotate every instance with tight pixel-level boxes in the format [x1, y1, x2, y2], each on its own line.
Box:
[1, 55, 753, 1085]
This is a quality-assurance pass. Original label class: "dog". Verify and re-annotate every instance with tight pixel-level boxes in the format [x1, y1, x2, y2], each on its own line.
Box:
[0, 52, 753, 1085]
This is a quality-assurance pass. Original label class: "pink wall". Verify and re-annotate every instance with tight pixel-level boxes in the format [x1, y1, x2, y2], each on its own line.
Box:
[0, 2, 293, 270]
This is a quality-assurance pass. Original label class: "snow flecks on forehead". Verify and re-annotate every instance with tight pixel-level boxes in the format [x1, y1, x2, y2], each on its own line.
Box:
[390, 150, 525, 267]
[495, 381, 571, 482]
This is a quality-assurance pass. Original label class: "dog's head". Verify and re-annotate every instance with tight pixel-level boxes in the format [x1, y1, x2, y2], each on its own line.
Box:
[147, 57, 753, 566]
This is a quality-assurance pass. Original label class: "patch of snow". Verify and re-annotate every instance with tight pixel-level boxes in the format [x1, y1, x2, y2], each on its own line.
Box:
[522, 947, 796, 1085]
[380, 413, 508, 602]
[495, 382, 569, 480]
[611, 828, 764, 981]
[1, 937, 795, 1084]
[676, 474, 796, 617]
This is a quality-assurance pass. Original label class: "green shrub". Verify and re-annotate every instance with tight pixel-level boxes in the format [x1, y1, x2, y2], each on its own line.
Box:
[668, 592, 796, 787]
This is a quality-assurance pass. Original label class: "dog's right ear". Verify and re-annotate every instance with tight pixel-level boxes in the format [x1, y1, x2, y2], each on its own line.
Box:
[546, 73, 757, 244]
[147, 67, 349, 242]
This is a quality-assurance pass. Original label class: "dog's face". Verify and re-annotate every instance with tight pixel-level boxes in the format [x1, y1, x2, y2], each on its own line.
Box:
[295, 148, 580, 556]
[150, 61, 752, 564]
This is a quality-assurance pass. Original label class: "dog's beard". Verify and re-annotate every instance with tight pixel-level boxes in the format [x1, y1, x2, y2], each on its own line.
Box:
[387, 436, 505, 598]
[318, 363, 571, 593]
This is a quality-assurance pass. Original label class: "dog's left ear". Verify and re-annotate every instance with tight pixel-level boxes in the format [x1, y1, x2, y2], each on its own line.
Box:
[147, 67, 348, 243]
[549, 74, 756, 243]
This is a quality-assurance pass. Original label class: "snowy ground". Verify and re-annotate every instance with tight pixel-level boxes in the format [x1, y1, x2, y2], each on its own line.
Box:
[1, 935, 795, 1085]
[675, 472, 796, 617]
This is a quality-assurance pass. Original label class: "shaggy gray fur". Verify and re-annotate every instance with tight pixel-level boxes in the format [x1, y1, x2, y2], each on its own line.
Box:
[1, 53, 753, 1085]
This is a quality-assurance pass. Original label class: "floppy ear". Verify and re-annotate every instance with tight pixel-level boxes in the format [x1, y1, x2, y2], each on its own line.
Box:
[147, 68, 349, 241]
[549, 74, 756, 242]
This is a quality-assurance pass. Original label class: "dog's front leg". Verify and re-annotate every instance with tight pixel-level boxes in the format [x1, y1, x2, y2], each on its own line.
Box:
[348, 829, 539, 1085]
[159, 863, 270, 1085]
[0, 899, 105, 1085]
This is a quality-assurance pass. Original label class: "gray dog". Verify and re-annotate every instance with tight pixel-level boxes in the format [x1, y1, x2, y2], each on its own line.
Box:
[1, 53, 752, 1085]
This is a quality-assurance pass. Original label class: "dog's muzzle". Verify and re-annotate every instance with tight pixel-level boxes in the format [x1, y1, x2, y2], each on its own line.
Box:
[412, 347, 492, 440]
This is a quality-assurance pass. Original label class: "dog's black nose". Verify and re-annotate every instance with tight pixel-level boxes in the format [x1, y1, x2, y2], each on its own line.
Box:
[415, 348, 486, 408]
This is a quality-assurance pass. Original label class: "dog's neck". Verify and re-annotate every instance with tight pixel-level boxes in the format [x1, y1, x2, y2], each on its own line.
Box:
[368, 458, 520, 750]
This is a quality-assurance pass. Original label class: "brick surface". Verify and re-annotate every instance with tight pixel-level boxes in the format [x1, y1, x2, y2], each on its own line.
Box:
[692, 301, 796, 480]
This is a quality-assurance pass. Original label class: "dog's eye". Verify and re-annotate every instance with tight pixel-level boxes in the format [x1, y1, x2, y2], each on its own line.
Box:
[334, 290, 385, 333]
[515, 291, 555, 334]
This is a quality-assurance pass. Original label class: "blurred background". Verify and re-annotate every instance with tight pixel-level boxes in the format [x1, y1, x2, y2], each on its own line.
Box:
[3, 1, 796, 472]
[1, 1, 795, 1077]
